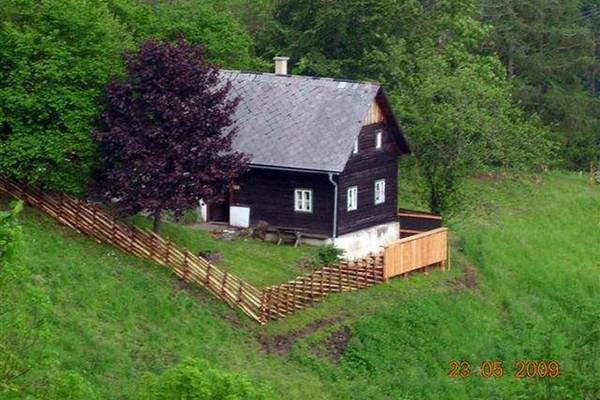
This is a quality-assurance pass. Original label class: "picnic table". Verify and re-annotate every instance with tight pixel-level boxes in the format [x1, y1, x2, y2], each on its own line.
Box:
[275, 226, 307, 247]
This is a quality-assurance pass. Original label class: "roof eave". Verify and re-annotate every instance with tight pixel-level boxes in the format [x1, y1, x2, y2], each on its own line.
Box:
[249, 163, 341, 175]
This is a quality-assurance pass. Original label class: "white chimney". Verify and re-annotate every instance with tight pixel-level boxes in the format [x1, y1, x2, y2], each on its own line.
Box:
[273, 56, 290, 75]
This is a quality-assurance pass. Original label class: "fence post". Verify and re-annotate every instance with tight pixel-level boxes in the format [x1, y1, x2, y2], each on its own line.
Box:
[110, 216, 117, 244]
[74, 200, 80, 229]
[129, 229, 134, 254]
[259, 288, 269, 323]
[205, 265, 211, 290]
[237, 280, 244, 306]
[447, 238, 451, 271]
[382, 247, 390, 282]
[221, 272, 228, 299]
[57, 193, 64, 225]
[165, 241, 171, 265]
[183, 251, 190, 282]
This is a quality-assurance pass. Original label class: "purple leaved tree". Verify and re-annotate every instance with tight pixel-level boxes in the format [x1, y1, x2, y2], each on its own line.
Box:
[93, 37, 247, 233]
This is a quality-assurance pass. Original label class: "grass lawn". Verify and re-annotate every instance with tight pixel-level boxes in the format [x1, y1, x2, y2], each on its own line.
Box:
[3, 171, 600, 399]
[130, 215, 319, 287]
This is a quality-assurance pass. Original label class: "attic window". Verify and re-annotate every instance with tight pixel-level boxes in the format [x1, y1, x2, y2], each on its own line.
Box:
[375, 131, 383, 149]
[294, 189, 313, 212]
[352, 139, 358, 154]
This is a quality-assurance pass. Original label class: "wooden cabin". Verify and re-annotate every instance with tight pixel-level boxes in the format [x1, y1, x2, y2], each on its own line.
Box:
[200, 58, 410, 258]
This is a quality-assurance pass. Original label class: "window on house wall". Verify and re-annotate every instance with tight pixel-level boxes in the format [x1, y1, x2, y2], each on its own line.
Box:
[347, 186, 358, 211]
[294, 189, 313, 212]
[375, 131, 383, 149]
[352, 139, 358, 154]
[374, 179, 385, 204]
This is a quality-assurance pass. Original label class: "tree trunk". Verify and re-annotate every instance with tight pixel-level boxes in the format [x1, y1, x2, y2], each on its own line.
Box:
[153, 209, 161, 233]
[592, 30, 600, 96]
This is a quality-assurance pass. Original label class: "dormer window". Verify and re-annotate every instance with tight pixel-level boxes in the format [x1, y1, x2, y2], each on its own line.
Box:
[375, 131, 383, 149]
[352, 139, 358, 154]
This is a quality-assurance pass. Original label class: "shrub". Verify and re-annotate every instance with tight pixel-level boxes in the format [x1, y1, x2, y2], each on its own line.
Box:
[139, 359, 274, 400]
[316, 244, 345, 266]
[0, 201, 23, 264]
[181, 209, 200, 225]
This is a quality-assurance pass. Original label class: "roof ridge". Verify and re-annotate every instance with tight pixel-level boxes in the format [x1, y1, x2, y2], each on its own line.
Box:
[220, 69, 380, 87]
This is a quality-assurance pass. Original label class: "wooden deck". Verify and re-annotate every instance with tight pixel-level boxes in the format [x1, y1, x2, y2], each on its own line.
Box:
[384, 207, 448, 279]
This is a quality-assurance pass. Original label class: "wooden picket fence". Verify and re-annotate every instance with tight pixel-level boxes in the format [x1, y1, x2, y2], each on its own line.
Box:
[0, 177, 265, 323]
[261, 255, 385, 321]
[0, 177, 447, 324]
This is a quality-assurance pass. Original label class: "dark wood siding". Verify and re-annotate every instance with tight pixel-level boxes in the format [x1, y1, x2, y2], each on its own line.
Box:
[337, 123, 399, 236]
[233, 169, 334, 236]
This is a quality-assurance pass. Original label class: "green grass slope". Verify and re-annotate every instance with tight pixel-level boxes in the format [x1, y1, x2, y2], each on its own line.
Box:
[323, 172, 600, 399]
[5, 207, 328, 399]
[3, 172, 600, 399]
[130, 215, 319, 287]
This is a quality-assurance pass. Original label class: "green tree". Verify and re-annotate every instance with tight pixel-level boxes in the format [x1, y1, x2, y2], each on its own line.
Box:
[482, 0, 600, 168]
[104, 0, 265, 70]
[140, 359, 273, 400]
[408, 55, 553, 212]
[0, 0, 132, 194]
[152, 0, 261, 69]
[262, 0, 554, 212]
[263, 0, 426, 78]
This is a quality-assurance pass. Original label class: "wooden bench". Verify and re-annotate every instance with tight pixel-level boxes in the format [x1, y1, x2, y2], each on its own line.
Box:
[274, 226, 307, 247]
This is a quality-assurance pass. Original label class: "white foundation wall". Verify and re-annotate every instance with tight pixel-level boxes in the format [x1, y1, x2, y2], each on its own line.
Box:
[333, 221, 400, 259]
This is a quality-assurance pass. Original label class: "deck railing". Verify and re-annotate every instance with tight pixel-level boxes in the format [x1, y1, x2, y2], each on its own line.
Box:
[382, 227, 449, 280]
[398, 208, 443, 238]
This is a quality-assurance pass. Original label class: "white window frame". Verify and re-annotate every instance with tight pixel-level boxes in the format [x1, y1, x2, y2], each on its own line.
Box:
[374, 179, 385, 205]
[352, 139, 358, 154]
[294, 188, 313, 213]
[347, 186, 358, 211]
[375, 131, 383, 149]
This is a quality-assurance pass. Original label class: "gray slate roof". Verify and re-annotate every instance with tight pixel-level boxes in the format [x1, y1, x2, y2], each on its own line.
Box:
[220, 71, 381, 173]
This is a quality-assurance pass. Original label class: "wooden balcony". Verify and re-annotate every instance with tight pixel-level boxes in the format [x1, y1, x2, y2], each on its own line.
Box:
[382, 208, 448, 279]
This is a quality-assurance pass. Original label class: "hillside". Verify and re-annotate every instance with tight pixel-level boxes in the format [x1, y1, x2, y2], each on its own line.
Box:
[2, 172, 600, 399]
